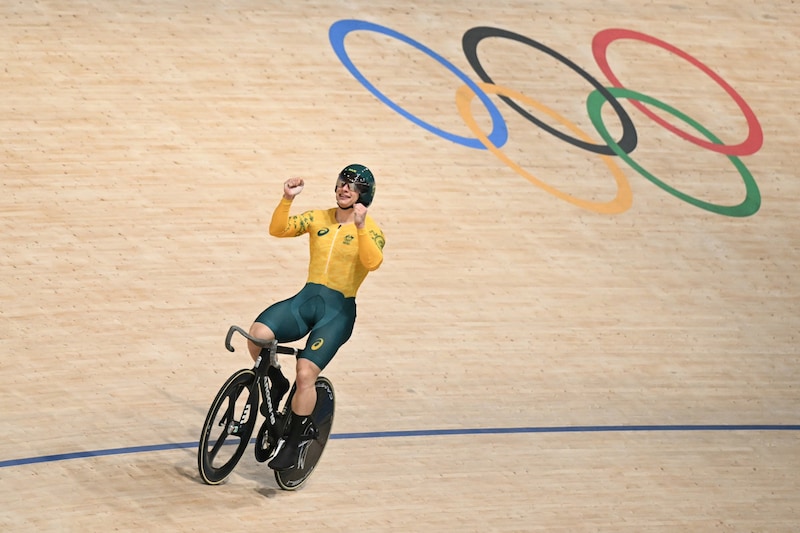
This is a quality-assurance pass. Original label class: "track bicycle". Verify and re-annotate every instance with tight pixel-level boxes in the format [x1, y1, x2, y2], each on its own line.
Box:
[197, 325, 335, 490]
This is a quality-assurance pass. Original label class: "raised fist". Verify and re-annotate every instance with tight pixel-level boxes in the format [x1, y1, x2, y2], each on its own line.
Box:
[353, 202, 368, 228]
[283, 178, 305, 199]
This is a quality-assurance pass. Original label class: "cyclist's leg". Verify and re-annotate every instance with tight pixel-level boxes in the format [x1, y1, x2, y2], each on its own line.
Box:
[251, 291, 311, 412]
[250, 289, 310, 360]
[293, 290, 355, 409]
[268, 352, 340, 470]
[268, 358, 321, 471]
[291, 358, 322, 416]
[269, 289, 355, 471]
[248, 322, 276, 361]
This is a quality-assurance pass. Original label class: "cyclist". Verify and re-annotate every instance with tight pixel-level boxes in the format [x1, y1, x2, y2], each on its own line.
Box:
[246, 164, 385, 471]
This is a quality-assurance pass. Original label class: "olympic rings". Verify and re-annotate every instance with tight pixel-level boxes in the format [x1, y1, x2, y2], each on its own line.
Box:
[328, 19, 508, 150]
[592, 28, 763, 156]
[329, 20, 764, 217]
[586, 87, 761, 217]
[462, 26, 638, 156]
[457, 82, 632, 214]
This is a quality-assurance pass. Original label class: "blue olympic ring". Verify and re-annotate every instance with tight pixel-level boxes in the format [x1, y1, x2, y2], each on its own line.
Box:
[329, 19, 508, 150]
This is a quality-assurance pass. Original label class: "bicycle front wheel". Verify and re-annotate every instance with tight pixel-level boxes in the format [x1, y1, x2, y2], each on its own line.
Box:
[198, 369, 259, 485]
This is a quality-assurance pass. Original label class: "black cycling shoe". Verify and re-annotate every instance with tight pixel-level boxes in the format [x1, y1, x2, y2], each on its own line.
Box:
[268, 413, 317, 471]
[260, 366, 290, 416]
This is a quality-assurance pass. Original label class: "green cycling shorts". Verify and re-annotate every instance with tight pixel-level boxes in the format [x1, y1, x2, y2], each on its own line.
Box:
[255, 283, 356, 370]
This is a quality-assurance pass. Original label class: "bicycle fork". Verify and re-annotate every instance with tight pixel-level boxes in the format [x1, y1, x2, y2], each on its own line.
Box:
[228, 401, 253, 436]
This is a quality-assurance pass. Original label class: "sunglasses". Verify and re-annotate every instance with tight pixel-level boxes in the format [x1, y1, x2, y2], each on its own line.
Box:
[335, 177, 364, 194]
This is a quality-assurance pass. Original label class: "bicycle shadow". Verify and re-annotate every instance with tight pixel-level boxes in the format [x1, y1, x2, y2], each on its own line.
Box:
[254, 485, 282, 498]
[234, 460, 285, 497]
[175, 460, 283, 498]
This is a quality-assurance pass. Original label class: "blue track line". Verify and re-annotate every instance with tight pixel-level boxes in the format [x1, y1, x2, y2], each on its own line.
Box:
[2, 424, 798, 469]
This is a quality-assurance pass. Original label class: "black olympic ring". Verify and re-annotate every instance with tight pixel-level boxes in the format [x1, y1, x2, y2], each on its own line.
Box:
[462, 26, 638, 156]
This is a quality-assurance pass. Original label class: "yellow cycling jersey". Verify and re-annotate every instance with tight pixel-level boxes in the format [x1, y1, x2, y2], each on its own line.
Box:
[269, 198, 385, 298]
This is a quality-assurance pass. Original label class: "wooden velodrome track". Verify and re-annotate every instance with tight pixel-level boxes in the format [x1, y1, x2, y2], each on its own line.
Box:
[1, 1, 798, 530]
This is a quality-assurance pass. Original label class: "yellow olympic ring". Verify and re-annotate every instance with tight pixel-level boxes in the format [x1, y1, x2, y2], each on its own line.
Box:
[455, 82, 632, 215]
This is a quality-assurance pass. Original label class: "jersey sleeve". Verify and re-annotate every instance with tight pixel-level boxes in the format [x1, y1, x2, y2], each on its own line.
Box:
[357, 221, 385, 271]
[269, 198, 315, 237]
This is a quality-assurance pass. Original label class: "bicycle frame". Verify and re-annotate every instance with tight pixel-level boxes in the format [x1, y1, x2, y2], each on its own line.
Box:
[225, 325, 297, 430]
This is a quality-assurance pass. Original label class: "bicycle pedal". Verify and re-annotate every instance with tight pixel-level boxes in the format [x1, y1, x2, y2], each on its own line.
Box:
[266, 440, 286, 465]
[299, 431, 318, 443]
[301, 422, 319, 441]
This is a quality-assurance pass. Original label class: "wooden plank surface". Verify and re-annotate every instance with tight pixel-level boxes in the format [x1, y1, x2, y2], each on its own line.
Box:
[1, 1, 798, 531]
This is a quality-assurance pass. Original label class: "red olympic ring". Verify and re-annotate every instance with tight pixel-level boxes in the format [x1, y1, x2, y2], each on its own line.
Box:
[592, 28, 763, 156]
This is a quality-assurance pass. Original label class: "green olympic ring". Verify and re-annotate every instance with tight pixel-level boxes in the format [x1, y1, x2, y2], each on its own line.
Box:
[586, 87, 761, 218]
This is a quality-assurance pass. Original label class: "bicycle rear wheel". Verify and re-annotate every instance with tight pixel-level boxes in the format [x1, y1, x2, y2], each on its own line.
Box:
[198, 369, 259, 485]
[274, 376, 335, 490]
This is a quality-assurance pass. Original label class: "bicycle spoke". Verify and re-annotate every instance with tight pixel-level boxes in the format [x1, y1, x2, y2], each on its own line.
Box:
[198, 370, 258, 485]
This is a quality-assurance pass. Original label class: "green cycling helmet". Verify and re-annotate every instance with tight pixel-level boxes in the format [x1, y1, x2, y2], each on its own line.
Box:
[337, 164, 376, 207]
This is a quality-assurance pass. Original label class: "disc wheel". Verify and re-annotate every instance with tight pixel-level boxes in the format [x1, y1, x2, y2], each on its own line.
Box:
[274, 376, 335, 490]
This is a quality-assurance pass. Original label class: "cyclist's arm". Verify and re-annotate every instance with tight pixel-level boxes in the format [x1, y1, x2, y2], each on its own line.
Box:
[269, 198, 313, 237]
[357, 222, 384, 271]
